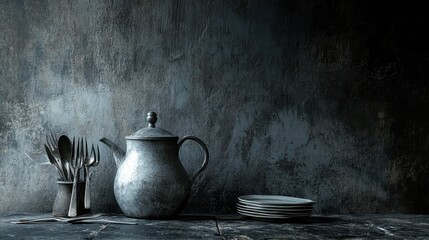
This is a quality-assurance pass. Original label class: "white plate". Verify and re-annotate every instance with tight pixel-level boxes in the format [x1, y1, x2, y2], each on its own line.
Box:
[239, 195, 315, 206]
[237, 201, 313, 209]
[237, 209, 310, 219]
[237, 202, 313, 211]
[237, 203, 313, 212]
[237, 206, 311, 216]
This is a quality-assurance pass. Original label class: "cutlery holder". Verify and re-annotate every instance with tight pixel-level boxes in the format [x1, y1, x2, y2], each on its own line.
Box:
[52, 181, 89, 217]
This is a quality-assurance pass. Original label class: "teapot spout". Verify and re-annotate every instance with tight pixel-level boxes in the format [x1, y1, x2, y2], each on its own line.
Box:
[100, 138, 125, 169]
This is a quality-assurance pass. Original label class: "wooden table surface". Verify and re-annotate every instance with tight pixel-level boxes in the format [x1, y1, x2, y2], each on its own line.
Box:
[1, 214, 428, 239]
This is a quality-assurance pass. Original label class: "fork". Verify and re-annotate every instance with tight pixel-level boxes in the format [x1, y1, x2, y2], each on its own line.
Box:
[46, 130, 60, 158]
[46, 130, 67, 180]
[84, 145, 99, 209]
[68, 137, 84, 217]
[11, 213, 103, 224]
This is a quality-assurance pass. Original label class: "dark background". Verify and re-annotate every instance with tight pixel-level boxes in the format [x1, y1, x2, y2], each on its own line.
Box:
[0, 0, 428, 214]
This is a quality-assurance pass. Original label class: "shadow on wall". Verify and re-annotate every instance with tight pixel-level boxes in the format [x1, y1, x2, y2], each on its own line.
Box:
[315, 0, 429, 213]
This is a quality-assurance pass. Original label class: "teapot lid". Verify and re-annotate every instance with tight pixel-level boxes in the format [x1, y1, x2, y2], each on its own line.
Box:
[125, 112, 179, 141]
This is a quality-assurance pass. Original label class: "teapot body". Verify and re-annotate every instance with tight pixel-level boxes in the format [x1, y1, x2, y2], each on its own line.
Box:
[114, 140, 191, 218]
[101, 112, 209, 219]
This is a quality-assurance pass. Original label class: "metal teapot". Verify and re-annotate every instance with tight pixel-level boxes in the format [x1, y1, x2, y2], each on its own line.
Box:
[100, 112, 209, 218]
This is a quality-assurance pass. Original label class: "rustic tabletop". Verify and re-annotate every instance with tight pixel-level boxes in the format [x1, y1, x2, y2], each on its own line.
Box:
[0, 214, 428, 239]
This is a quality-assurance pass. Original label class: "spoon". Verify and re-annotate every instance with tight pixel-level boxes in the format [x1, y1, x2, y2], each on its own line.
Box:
[58, 135, 72, 181]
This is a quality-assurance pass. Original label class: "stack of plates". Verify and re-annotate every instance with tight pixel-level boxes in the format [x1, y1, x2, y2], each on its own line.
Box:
[237, 195, 315, 220]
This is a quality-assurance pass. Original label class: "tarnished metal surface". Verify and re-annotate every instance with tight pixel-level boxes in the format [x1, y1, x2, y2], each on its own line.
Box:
[52, 181, 88, 217]
[115, 141, 191, 218]
[101, 112, 209, 218]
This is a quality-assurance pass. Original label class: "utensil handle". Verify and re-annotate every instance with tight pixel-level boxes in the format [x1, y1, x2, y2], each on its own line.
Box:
[84, 167, 90, 209]
[178, 136, 209, 186]
[68, 169, 78, 217]
[11, 218, 60, 224]
[68, 219, 138, 225]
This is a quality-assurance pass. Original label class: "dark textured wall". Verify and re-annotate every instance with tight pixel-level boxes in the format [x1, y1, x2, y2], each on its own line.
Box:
[0, 0, 428, 215]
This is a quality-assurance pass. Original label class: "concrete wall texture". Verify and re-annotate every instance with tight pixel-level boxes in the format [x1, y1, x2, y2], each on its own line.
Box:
[0, 0, 428, 215]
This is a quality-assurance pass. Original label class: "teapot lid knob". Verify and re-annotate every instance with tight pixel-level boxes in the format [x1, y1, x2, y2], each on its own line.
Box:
[147, 112, 157, 128]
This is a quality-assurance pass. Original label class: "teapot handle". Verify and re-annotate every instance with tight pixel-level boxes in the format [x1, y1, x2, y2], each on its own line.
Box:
[178, 135, 209, 186]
